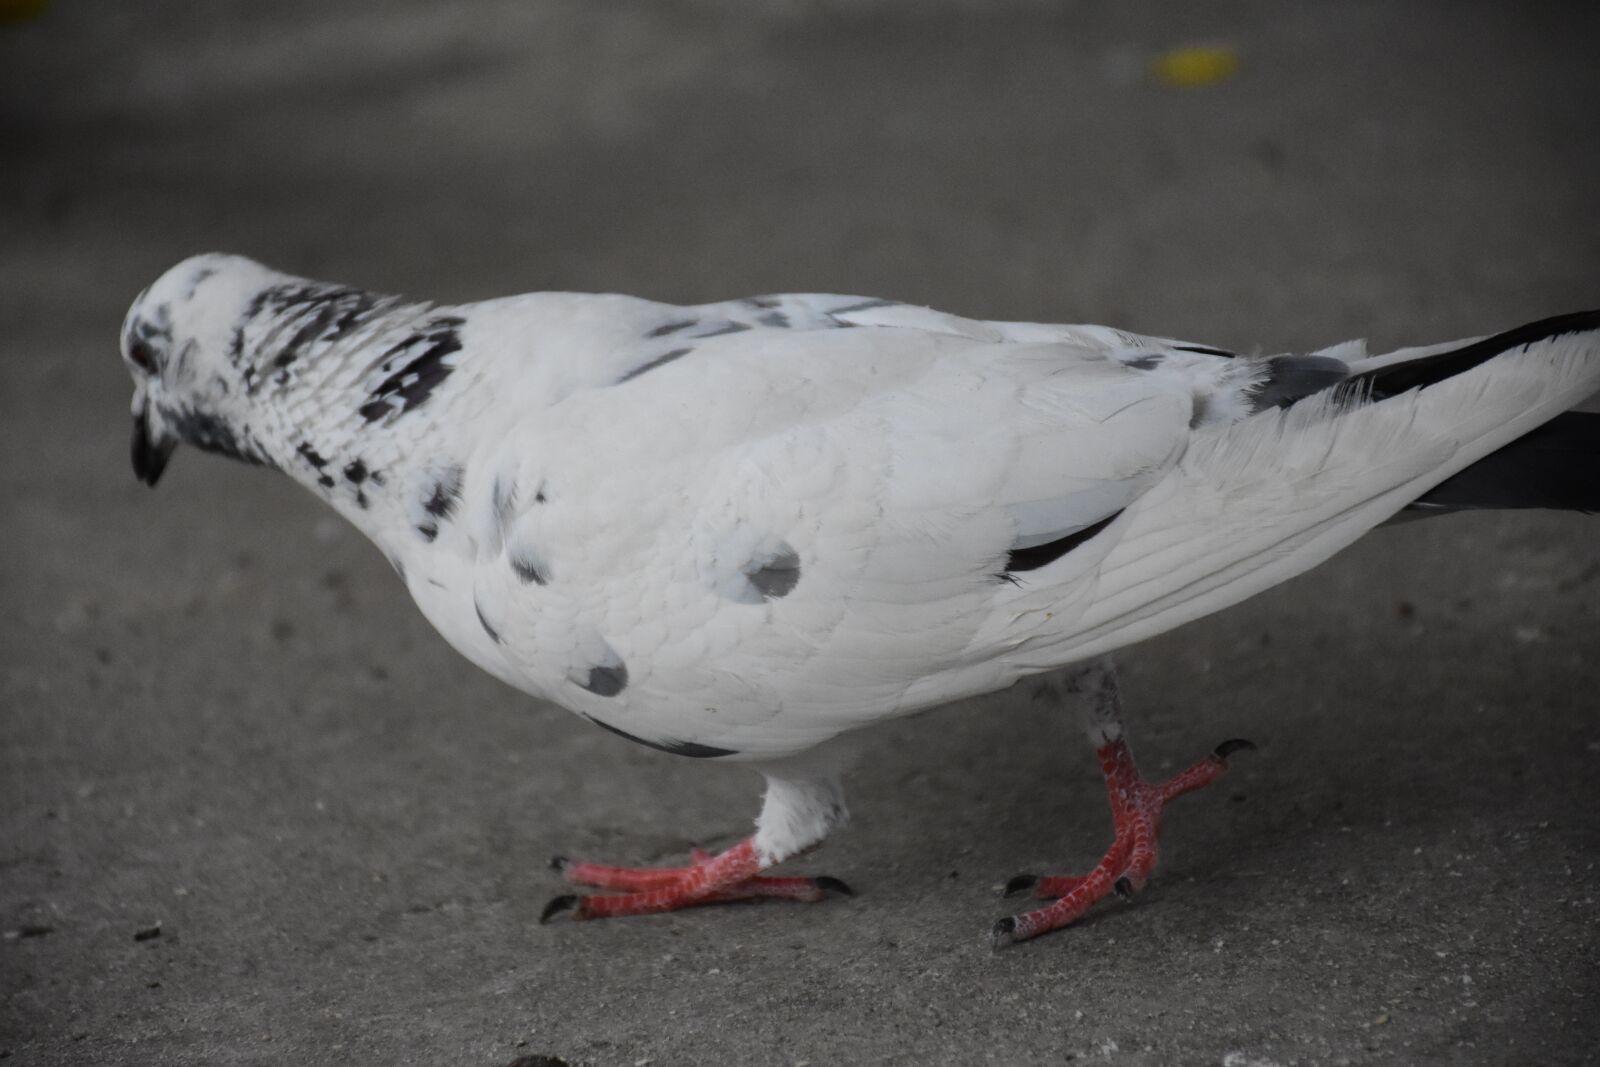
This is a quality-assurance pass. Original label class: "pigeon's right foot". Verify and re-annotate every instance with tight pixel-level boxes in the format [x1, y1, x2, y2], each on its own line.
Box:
[541, 837, 852, 922]
[991, 736, 1252, 948]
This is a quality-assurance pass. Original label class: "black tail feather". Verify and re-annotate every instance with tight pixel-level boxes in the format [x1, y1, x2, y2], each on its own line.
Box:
[1349, 308, 1600, 402]
[1410, 411, 1600, 513]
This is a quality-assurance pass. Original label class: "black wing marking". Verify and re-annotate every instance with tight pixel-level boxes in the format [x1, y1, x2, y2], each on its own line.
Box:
[585, 716, 738, 758]
[1002, 509, 1123, 577]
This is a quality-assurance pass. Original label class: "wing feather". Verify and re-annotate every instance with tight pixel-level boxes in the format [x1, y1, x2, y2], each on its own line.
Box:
[469, 324, 1193, 757]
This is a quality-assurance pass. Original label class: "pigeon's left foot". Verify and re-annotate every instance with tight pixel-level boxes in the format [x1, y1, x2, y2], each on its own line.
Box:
[540, 837, 852, 922]
[992, 736, 1252, 947]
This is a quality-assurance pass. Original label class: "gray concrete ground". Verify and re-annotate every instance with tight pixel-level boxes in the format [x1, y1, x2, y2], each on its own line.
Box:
[3, 1, 1599, 1064]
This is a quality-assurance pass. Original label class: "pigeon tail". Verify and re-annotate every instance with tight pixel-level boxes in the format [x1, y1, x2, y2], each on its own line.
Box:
[1410, 409, 1600, 514]
[1345, 308, 1600, 401]
[1046, 312, 1600, 665]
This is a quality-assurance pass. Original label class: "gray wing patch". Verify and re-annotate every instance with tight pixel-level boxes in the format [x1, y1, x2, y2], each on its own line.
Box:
[623, 307, 812, 382]
[618, 347, 693, 384]
[829, 298, 897, 316]
[1248, 355, 1351, 411]
[674, 296, 901, 338]
[509, 545, 550, 585]
[695, 321, 752, 338]
[577, 663, 628, 697]
[745, 543, 801, 600]
[416, 464, 464, 541]
[644, 317, 754, 342]
[491, 475, 516, 531]
[568, 637, 629, 697]
[422, 465, 464, 520]
[718, 541, 802, 604]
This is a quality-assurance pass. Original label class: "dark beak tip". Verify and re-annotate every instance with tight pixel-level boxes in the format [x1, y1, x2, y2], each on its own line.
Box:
[131, 411, 172, 487]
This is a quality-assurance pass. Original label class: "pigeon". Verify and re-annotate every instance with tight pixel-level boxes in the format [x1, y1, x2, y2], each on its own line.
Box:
[121, 253, 1600, 946]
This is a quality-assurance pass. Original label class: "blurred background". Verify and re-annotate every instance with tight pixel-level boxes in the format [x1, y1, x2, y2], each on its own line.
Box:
[3, 2, 1598, 1064]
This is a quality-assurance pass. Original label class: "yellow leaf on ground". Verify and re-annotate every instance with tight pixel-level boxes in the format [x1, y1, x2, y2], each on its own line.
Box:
[1152, 45, 1240, 87]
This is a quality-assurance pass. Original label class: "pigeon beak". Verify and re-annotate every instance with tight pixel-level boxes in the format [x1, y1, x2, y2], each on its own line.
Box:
[131, 398, 177, 487]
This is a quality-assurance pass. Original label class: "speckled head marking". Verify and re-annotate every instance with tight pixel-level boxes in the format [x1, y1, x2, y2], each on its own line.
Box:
[123, 253, 288, 484]
[232, 283, 386, 392]
[123, 253, 436, 500]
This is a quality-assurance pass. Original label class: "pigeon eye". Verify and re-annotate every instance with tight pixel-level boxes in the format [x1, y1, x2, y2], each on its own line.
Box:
[129, 341, 157, 372]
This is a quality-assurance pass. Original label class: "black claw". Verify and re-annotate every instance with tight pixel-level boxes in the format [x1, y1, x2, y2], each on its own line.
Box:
[539, 894, 578, 924]
[1113, 876, 1134, 901]
[813, 875, 855, 897]
[990, 915, 1018, 948]
[1004, 874, 1039, 897]
[549, 855, 569, 872]
[1214, 737, 1257, 760]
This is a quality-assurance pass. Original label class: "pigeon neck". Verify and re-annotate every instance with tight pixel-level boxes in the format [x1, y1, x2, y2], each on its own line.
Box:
[217, 286, 482, 546]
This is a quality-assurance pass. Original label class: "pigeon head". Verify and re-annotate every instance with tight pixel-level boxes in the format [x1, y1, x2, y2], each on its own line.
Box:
[122, 253, 284, 486]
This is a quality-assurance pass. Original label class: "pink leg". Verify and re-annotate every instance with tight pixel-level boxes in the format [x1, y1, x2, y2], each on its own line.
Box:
[542, 838, 851, 922]
[993, 736, 1252, 947]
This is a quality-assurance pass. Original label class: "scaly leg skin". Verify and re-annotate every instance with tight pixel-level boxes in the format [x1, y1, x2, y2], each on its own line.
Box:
[542, 840, 851, 921]
[992, 657, 1253, 948]
[541, 774, 852, 923]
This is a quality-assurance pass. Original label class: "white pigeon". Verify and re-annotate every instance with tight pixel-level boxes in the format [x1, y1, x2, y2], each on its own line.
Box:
[121, 253, 1600, 945]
